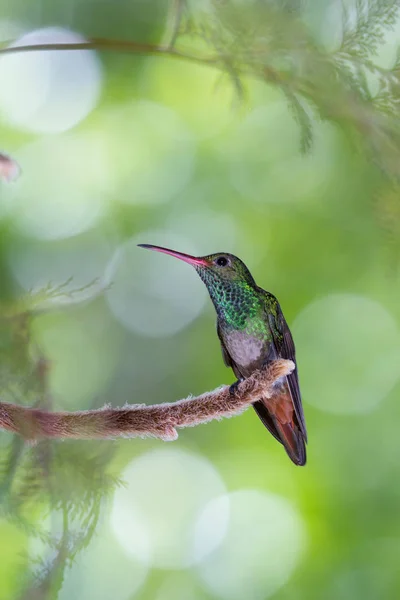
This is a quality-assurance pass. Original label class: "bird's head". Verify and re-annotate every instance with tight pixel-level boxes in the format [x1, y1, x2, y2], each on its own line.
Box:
[137, 244, 256, 288]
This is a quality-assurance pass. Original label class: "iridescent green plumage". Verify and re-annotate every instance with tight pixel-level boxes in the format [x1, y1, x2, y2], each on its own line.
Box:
[197, 259, 264, 329]
[138, 244, 307, 466]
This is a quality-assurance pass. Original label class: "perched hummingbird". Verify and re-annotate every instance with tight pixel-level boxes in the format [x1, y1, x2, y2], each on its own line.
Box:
[138, 245, 307, 466]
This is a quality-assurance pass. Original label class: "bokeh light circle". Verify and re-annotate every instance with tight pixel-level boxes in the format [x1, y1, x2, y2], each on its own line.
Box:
[7, 230, 114, 303]
[111, 448, 227, 569]
[222, 104, 336, 205]
[156, 575, 203, 600]
[106, 232, 207, 337]
[59, 525, 148, 600]
[99, 100, 195, 206]
[293, 294, 400, 414]
[166, 204, 238, 252]
[0, 27, 102, 133]
[196, 490, 306, 600]
[223, 103, 297, 198]
[140, 58, 235, 139]
[31, 307, 122, 409]
[2, 133, 112, 240]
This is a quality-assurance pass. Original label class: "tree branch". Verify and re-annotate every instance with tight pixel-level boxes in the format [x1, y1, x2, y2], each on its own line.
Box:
[0, 359, 294, 442]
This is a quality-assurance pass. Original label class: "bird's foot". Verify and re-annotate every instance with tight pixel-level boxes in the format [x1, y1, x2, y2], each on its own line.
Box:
[229, 378, 244, 397]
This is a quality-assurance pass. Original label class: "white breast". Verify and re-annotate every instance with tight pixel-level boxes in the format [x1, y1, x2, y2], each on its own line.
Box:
[224, 330, 265, 369]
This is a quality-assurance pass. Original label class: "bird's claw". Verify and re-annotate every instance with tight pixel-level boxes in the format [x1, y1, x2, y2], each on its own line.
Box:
[229, 379, 244, 397]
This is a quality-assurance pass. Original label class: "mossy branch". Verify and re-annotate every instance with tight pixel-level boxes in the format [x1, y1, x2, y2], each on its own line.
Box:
[0, 359, 294, 442]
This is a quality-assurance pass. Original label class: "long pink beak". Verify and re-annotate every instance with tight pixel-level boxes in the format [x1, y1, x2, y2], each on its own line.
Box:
[138, 244, 209, 267]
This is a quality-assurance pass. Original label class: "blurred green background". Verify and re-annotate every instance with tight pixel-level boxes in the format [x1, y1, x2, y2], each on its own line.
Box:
[0, 0, 400, 599]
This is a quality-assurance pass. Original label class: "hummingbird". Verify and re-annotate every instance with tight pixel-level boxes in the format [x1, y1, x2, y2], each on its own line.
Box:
[138, 244, 307, 466]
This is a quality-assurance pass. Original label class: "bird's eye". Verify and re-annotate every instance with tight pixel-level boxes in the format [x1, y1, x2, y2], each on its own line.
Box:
[215, 256, 229, 267]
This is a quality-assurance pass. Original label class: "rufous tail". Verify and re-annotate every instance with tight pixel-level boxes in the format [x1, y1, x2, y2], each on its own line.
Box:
[271, 417, 306, 466]
[253, 380, 307, 466]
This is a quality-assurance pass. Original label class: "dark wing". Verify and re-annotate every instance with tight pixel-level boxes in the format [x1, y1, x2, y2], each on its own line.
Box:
[261, 290, 307, 441]
[252, 400, 285, 444]
[216, 322, 283, 444]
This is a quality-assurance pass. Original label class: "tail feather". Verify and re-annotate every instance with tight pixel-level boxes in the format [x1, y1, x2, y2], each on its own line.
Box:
[271, 418, 306, 466]
[253, 379, 307, 466]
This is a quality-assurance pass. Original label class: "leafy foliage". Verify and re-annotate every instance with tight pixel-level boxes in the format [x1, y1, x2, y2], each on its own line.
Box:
[170, 0, 400, 176]
[0, 284, 121, 598]
[340, 0, 398, 58]
[165, 0, 400, 264]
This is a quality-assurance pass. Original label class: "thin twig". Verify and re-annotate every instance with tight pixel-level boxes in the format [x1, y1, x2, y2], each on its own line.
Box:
[0, 359, 294, 442]
[0, 37, 268, 87]
[0, 37, 221, 68]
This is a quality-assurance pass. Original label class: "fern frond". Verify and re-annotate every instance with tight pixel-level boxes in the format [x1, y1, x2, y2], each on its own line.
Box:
[341, 0, 399, 58]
